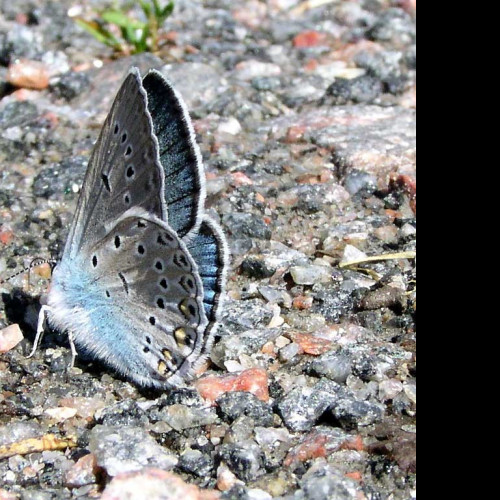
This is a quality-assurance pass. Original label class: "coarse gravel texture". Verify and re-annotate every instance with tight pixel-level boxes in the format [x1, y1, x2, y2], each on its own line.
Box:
[0, 0, 416, 499]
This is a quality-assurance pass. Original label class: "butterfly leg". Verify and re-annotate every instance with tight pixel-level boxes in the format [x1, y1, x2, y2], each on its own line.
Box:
[68, 330, 78, 369]
[28, 305, 52, 358]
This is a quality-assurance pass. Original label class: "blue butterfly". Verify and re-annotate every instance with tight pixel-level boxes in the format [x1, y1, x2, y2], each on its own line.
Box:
[34, 68, 228, 389]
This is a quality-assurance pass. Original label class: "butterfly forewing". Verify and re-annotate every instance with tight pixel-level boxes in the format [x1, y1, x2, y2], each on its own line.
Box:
[142, 71, 206, 238]
[65, 70, 166, 260]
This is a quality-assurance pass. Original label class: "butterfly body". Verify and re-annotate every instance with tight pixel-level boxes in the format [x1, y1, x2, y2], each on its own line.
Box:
[39, 69, 228, 389]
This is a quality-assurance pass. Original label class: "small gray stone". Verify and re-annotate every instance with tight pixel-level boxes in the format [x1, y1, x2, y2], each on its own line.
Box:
[324, 75, 383, 105]
[0, 421, 42, 447]
[279, 343, 301, 363]
[309, 351, 353, 383]
[162, 404, 218, 432]
[223, 213, 272, 240]
[300, 463, 365, 500]
[290, 265, 331, 286]
[333, 398, 385, 429]
[89, 426, 178, 477]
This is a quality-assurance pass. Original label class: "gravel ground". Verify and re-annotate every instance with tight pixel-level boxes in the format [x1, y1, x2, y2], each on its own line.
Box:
[0, 1, 416, 499]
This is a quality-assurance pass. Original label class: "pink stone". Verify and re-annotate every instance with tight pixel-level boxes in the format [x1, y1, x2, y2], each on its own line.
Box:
[0, 325, 24, 354]
[65, 454, 99, 488]
[7, 60, 50, 90]
[293, 31, 328, 48]
[195, 368, 270, 404]
[101, 469, 219, 500]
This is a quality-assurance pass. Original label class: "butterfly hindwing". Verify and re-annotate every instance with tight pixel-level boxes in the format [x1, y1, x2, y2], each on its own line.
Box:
[50, 211, 209, 388]
[142, 70, 206, 238]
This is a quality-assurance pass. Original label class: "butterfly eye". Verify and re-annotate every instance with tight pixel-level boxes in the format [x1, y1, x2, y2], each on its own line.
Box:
[125, 146, 133, 157]
[137, 244, 146, 256]
[121, 133, 128, 144]
[114, 236, 121, 249]
[92, 255, 98, 268]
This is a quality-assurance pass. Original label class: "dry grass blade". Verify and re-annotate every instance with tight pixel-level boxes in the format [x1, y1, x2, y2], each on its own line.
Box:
[339, 251, 417, 269]
[0, 434, 78, 460]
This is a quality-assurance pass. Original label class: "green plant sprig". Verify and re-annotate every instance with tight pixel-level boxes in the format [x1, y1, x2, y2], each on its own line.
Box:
[76, 0, 175, 55]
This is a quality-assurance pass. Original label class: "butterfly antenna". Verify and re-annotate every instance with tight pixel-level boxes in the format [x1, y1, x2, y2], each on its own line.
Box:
[0, 258, 56, 285]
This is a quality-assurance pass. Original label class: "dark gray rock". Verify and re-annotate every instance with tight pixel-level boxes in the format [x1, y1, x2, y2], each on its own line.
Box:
[32, 156, 87, 199]
[95, 400, 148, 427]
[223, 213, 272, 240]
[332, 398, 385, 430]
[217, 441, 264, 482]
[51, 71, 90, 101]
[0, 101, 39, 129]
[217, 392, 274, 427]
[368, 8, 416, 46]
[324, 75, 383, 105]
[177, 449, 214, 478]
[277, 379, 345, 432]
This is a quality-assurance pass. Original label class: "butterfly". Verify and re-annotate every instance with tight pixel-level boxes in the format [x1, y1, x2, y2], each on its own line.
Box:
[34, 68, 228, 389]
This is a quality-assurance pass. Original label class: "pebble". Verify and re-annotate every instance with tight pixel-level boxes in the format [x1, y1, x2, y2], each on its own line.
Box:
[101, 469, 216, 500]
[64, 453, 98, 488]
[7, 60, 50, 90]
[324, 75, 383, 105]
[0, 324, 23, 353]
[309, 351, 353, 383]
[178, 449, 214, 478]
[196, 368, 270, 404]
[89, 426, 178, 477]
[299, 463, 366, 500]
[277, 379, 343, 432]
[217, 442, 264, 482]
[162, 404, 218, 432]
[216, 392, 274, 427]
[359, 285, 406, 311]
[234, 61, 282, 81]
[290, 265, 331, 285]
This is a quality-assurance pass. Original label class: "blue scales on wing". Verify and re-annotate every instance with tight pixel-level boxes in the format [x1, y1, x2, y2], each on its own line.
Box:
[142, 70, 206, 238]
[186, 217, 228, 326]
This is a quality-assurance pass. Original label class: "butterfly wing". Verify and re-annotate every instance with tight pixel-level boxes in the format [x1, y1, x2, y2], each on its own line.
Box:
[49, 212, 209, 388]
[142, 70, 206, 238]
[187, 216, 230, 365]
[64, 69, 167, 260]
